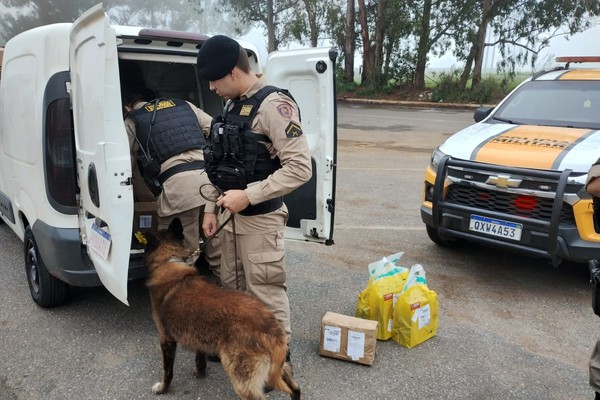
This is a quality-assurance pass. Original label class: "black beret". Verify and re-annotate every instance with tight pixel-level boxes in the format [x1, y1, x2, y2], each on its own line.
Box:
[196, 35, 241, 81]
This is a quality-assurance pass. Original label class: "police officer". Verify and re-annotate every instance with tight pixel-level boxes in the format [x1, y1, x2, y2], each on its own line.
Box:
[197, 35, 312, 352]
[123, 90, 221, 279]
[588, 163, 600, 399]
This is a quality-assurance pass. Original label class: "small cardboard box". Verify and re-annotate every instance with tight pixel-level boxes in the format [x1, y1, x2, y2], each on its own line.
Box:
[133, 202, 158, 233]
[318, 312, 378, 366]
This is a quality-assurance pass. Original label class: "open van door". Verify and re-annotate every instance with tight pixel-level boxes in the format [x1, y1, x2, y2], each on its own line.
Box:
[69, 4, 133, 305]
[266, 48, 337, 245]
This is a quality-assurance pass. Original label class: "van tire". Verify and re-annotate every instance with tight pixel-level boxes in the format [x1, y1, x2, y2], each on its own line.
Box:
[24, 227, 68, 307]
[426, 225, 462, 247]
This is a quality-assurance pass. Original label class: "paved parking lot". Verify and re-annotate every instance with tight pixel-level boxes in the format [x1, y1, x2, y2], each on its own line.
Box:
[0, 103, 597, 399]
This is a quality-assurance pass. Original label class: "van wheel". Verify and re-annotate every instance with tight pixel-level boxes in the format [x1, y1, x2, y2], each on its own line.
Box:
[24, 227, 68, 307]
[426, 225, 462, 247]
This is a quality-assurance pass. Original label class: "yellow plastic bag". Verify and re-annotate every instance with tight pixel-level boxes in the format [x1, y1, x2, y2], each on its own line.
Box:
[391, 264, 438, 348]
[356, 252, 408, 340]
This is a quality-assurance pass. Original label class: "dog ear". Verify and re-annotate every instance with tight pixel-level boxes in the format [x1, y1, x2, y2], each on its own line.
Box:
[168, 218, 184, 241]
[145, 231, 160, 252]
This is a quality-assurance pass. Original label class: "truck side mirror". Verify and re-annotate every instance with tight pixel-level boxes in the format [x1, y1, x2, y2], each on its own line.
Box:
[473, 107, 493, 123]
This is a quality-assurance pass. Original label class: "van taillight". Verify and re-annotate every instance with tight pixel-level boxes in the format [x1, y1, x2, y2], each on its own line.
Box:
[45, 98, 77, 208]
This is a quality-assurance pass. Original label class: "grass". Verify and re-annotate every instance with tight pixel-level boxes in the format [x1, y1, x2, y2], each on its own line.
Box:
[337, 70, 532, 105]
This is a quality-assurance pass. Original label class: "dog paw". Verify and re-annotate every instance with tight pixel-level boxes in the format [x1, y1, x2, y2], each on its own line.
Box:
[193, 367, 206, 379]
[151, 382, 167, 395]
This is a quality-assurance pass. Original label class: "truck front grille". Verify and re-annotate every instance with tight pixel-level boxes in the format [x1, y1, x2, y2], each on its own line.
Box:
[446, 185, 575, 223]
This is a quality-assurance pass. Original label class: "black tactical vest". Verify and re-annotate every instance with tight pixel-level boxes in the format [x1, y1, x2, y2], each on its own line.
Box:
[130, 99, 206, 162]
[129, 99, 207, 195]
[204, 86, 297, 216]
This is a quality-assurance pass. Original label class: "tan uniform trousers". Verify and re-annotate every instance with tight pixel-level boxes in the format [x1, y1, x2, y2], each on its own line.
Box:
[591, 337, 600, 392]
[157, 204, 220, 271]
[220, 225, 291, 340]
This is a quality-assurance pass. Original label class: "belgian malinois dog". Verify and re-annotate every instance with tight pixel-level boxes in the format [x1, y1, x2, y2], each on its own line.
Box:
[144, 218, 300, 399]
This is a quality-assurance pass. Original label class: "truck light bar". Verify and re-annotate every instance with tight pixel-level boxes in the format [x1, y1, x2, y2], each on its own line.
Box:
[556, 56, 600, 63]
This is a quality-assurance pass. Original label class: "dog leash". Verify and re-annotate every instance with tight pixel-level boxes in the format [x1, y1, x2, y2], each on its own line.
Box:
[199, 183, 240, 290]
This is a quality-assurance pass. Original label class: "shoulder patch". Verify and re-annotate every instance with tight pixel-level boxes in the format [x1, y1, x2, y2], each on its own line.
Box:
[276, 102, 294, 119]
[285, 121, 303, 138]
[144, 99, 176, 112]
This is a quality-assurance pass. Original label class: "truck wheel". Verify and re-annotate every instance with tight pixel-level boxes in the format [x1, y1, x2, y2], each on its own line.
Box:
[24, 227, 68, 307]
[426, 225, 462, 247]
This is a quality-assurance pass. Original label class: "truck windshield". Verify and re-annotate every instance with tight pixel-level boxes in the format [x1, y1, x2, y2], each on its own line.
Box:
[492, 80, 600, 130]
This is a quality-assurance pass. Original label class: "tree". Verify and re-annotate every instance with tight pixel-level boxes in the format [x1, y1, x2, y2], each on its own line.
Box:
[0, 0, 250, 44]
[0, 0, 116, 43]
[344, 0, 356, 83]
[221, 0, 300, 52]
[457, 0, 600, 90]
[412, 0, 477, 88]
[356, 0, 413, 87]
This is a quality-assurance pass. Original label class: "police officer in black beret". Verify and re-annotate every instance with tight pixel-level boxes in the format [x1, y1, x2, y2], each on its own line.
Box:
[197, 35, 312, 367]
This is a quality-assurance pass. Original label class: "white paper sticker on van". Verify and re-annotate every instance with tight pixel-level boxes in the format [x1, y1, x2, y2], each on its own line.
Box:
[89, 223, 111, 260]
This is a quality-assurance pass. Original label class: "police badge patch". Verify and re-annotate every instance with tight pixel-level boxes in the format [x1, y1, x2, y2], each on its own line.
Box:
[277, 102, 293, 119]
[240, 105, 253, 116]
[285, 121, 303, 138]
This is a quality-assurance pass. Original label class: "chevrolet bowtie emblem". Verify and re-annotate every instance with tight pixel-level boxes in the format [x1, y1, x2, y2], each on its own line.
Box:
[486, 175, 522, 189]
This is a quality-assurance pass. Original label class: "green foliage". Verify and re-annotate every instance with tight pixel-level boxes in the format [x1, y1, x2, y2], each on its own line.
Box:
[338, 69, 519, 105]
[430, 70, 466, 103]
[0, 0, 250, 44]
[469, 76, 507, 104]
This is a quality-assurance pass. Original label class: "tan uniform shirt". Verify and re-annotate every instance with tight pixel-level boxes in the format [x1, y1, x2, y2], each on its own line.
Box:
[125, 100, 213, 217]
[206, 76, 312, 233]
[588, 162, 600, 188]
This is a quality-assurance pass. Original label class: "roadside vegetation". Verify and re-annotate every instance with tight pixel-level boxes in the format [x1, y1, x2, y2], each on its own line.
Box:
[1, 1, 598, 105]
[337, 70, 531, 105]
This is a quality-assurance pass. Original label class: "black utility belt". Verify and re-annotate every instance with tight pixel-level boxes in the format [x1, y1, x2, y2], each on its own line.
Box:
[239, 197, 283, 216]
[158, 160, 205, 185]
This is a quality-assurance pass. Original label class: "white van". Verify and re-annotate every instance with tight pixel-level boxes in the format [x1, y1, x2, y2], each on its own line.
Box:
[0, 4, 337, 308]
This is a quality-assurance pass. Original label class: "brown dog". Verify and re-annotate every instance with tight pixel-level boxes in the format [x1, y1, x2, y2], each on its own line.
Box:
[144, 218, 300, 399]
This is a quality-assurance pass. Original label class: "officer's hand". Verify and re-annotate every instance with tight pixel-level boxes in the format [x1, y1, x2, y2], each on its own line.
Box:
[216, 190, 250, 214]
[202, 213, 218, 237]
[589, 177, 600, 197]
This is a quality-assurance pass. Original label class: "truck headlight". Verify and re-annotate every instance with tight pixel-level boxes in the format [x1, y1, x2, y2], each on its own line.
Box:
[430, 148, 447, 170]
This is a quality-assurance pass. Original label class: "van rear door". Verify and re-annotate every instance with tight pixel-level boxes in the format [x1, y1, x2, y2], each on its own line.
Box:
[69, 4, 133, 305]
[266, 48, 337, 244]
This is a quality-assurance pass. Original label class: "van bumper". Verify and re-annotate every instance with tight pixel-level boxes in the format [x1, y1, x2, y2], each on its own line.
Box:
[32, 220, 147, 287]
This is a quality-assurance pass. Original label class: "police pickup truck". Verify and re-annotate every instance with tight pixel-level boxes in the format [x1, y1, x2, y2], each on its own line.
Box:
[421, 56, 600, 266]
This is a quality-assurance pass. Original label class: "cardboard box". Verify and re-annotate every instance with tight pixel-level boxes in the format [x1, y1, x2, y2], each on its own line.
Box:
[133, 201, 158, 233]
[318, 312, 378, 366]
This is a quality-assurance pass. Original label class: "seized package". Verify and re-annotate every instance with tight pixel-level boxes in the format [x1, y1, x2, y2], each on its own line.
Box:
[319, 311, 378, 365]
[356, 252, 408, 340]
[391, 264, 438, 348]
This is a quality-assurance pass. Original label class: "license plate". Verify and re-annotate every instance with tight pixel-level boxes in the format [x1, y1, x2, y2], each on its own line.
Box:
[88, 222, 112, 260]
[469, 215, 522, 241]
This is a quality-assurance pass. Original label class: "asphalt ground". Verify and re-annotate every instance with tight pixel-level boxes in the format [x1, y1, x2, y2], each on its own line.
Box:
[0, 102, 597, 400]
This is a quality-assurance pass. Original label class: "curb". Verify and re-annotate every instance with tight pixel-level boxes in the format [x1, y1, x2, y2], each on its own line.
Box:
[338, 97, 495, 110]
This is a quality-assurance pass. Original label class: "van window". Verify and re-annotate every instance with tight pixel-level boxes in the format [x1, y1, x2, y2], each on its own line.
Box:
[45, 98, 77, 210]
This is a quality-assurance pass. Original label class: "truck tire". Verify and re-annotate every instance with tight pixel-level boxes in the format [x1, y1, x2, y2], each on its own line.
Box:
[426, 225, 462, 247]
[24, 227, 68, 307]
